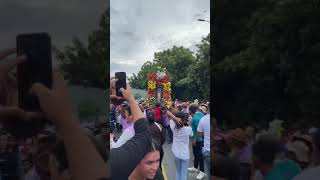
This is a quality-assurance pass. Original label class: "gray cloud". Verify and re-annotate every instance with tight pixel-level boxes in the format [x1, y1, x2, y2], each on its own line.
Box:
[110, 0, 210, 77]
[110, 61, 142, 78]
[0, 0, 106, 53]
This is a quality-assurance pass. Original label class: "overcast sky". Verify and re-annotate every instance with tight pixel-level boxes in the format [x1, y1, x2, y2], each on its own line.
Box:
[0, 0, 106, 65]
[110, 0, 210, 77]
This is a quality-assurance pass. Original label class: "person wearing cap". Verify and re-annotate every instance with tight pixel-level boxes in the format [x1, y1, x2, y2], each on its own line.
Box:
[188, 103, 205, 179]
[252, 135, 300, 180]
[293, 130, 320, 180]
[197, 105, 211, 179]
[199, 105, 207, 115]
[286, 135, 313, 170]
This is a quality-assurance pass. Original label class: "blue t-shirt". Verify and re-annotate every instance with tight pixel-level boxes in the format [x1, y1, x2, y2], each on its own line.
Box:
[191, 111, 204, 141]
[264, 160, 301, 180]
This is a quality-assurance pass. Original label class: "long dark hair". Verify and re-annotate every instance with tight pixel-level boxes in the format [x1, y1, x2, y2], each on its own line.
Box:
[149, 138, 161, 153]
[147, 111, 155, 124]
[174, 111, 188, 130]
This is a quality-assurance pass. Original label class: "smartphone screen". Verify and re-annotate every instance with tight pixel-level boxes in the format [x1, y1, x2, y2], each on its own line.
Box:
[115, 72, 126, 97]
[16, 33, 52, 111]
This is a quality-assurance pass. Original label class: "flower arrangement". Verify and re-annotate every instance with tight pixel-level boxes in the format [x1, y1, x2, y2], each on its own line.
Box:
[146, 67, 172, 108]
[148, 80, 156, 90]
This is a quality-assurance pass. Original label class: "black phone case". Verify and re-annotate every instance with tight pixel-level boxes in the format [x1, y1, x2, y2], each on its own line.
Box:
[17, 33, 52, 111]
[115, 72, 126, 97]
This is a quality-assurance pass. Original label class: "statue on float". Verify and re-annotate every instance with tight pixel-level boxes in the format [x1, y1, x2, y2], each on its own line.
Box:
[146, 66, 173, 108]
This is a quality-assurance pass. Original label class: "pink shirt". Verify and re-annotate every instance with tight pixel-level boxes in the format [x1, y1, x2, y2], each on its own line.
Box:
[117, 115, 131, 130]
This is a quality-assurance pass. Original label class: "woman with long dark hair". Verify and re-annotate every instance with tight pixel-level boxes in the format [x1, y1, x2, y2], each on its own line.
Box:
[146, 111, 165, 170]
[167, 110, 193, 180]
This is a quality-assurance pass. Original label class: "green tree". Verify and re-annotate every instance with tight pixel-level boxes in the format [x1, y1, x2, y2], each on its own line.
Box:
[129, 37, 211, 101]
[129, 46, 196, 100]
[128, 61, 155, 90]
[213, 0, 320, 127]
[153, 46, 195, 100]
[54, 10, 109, 89]
[179, 34, 210, 100]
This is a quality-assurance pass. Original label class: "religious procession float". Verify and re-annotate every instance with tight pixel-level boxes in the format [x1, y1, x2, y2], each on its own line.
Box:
[145, 66, 173, 108]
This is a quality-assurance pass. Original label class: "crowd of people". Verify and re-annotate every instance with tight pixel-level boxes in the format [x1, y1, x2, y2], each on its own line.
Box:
[0, 48, 108, 180]
[212, 118, 320, 180]
[0, 119, 108, 180]
[0, 47, 213, 180]
[109, 80, 211, 180]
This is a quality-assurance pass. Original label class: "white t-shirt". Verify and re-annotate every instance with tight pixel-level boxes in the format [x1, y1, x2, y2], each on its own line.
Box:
[292, 166, 320, 180]
[170, 120, 193, 160]
[111, 126, 135, 148]
[197, 114, 210, 152]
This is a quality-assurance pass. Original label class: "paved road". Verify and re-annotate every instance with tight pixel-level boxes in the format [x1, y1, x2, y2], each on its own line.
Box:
[162, 141, 210, 180]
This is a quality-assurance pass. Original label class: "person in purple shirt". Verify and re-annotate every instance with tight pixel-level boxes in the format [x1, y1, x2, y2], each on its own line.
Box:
[117, 106, 131, 130]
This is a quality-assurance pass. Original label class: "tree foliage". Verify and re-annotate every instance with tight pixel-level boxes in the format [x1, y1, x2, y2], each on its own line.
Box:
[128, 61, 155, 90]
[129, 35, 210, 101]
[213, 0, 320, 127]
[54, 10, 109, 89]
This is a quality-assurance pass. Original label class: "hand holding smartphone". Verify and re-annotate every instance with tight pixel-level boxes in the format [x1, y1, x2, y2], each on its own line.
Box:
[1, 32, 53, 137]
[17, 33, 52, 112]
[115, 72, 126, 97]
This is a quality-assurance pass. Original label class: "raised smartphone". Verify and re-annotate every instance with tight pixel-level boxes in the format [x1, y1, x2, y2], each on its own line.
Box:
[115, 72, 126, 97]
[16, 33, 52, 111]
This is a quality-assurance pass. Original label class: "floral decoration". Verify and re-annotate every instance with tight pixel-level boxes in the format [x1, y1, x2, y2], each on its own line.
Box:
[146, 67, 172, 108]
[148, 81, 156, 90]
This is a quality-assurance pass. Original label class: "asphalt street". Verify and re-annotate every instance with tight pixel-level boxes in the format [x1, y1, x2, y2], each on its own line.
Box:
[162, 141, 210, 180]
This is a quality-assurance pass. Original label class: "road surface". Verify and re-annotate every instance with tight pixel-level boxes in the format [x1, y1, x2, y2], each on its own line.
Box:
[161, 141, 210, 180]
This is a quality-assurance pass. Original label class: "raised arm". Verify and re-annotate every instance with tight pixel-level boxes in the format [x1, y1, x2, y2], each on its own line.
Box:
[166, 110, 182, 124]
[109, 82, 152, 179]
[32, 71, 107, 180]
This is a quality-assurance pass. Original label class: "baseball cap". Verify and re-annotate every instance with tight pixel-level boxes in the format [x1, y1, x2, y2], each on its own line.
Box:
[199, 105, 208, 113]
[286, 140, 310, 163]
